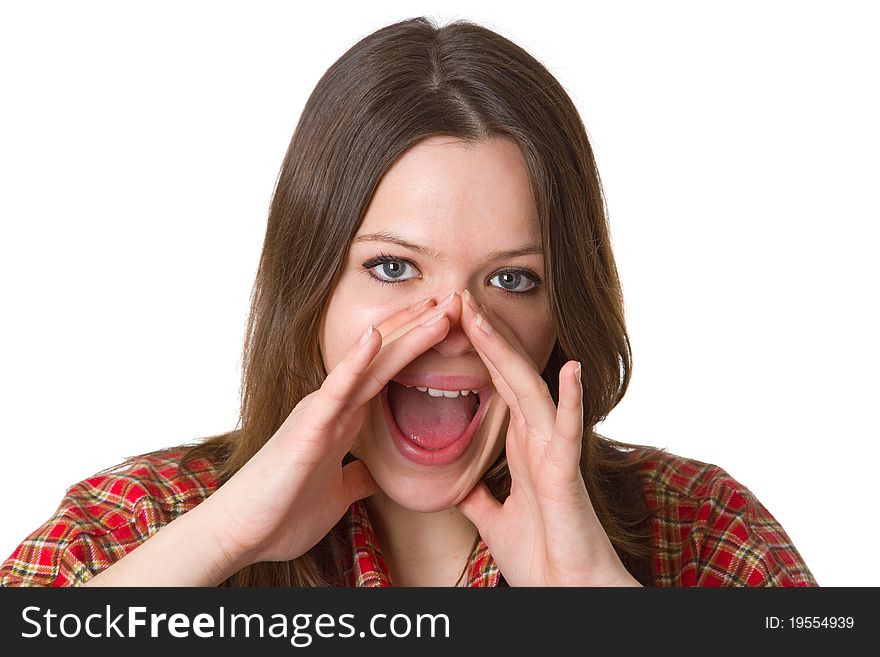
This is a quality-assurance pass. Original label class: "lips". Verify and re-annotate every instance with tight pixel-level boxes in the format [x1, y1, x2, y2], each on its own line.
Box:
[390, 373, 492, 394]
[380, 383, 493, 466]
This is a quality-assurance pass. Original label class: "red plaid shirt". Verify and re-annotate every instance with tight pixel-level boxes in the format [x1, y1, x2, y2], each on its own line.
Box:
[0, 446, 817, 587]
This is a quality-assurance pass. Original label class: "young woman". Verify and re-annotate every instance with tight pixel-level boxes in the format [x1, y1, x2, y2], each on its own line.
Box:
[0, 16, 816, 587]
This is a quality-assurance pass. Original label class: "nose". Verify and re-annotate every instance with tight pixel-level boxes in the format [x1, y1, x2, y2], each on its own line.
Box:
[428, 290, 474, 357]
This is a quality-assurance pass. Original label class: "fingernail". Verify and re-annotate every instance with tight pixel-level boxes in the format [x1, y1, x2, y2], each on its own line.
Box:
[410, 296, 433, 311]
[575, 361, 582, 381]
[475, 312, 495, 336]
[437, 291, 456, 309]
[422, 310, 446, 326]
[358, 323, 374, 346]
[462, 289, 479, 313]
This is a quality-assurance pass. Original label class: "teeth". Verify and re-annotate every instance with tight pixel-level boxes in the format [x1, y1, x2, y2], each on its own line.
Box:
[409, 385, 480, 397]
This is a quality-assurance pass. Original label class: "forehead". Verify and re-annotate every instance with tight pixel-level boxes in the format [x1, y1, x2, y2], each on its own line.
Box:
[356, 136, 541, 257]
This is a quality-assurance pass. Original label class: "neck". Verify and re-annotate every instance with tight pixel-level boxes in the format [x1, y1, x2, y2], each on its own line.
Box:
[365, 492, 479, 587]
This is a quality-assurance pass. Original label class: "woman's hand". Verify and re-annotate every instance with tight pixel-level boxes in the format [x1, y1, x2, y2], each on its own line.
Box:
[201, 296, 457, 574]
[455, 289, 641, 587]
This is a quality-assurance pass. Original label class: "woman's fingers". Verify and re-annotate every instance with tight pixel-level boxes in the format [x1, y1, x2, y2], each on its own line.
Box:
[456, 480, 502, 534]
[548, 361, 585, 475]
[460, 290, 555, 433]
[313, 295, 457, 427]
[380, 292, 457, 342]
[347, 299, 457, 409]
[308, 300, 440, 432]
[375, 296, 437, 339]
[341, 459, 380, 505]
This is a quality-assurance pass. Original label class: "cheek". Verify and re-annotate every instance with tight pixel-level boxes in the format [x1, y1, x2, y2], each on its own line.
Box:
[322, 290, 365, 371]
[533, 323, 558, 367]
[321, 287, 407, 370]
[491, 305, 556, 369]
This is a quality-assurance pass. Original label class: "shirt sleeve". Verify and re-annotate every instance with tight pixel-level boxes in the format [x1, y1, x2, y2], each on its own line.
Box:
[0, 451, 215, 587]
[647, 458, 818, 587]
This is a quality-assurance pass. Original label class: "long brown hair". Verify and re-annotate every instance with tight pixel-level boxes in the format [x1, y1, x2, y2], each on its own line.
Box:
[183, 16, 661, 586]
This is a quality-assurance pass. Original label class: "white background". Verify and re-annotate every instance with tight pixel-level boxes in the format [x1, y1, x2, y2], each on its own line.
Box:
[1, 1, 877, 586]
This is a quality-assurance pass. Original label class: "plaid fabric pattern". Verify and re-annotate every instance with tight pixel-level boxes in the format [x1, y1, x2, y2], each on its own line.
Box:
[0, 449, 217, 587]
[0, 446, 816, 587]
[640, 454, 817, 586]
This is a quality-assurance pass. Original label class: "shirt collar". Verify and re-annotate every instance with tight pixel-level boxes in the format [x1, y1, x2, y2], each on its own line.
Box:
[345, 500, 501, 587]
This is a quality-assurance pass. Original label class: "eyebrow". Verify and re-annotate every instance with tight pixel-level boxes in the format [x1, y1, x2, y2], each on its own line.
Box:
[351, 231, 544, 261]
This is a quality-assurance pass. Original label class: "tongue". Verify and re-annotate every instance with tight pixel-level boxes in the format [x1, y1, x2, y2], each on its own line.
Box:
[387, 381, 479, 450]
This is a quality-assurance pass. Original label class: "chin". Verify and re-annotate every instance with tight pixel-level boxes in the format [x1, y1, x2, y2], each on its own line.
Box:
[372, 469, 478, 512]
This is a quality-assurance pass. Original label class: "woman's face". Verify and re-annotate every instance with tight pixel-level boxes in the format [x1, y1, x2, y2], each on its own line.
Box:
[320, 136, 557, 512]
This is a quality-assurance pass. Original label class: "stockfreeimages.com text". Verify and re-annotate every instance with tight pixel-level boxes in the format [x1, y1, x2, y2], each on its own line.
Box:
[21, 605, 450, 646]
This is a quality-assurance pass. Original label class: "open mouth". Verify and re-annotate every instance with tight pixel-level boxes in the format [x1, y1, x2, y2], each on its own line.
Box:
[380, 380, 493, 466]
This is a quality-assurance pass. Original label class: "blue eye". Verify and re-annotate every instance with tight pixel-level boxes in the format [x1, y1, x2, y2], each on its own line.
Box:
[360, 253, 542, 298]
[364, 254, 417, 283]
[488, 271, 538, 294]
